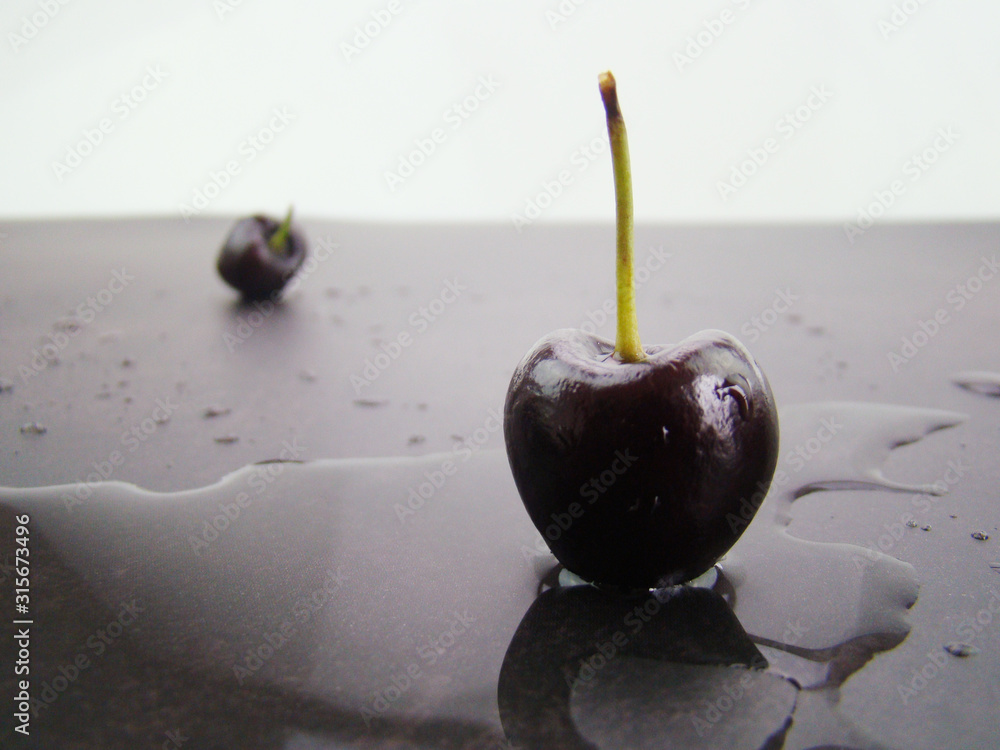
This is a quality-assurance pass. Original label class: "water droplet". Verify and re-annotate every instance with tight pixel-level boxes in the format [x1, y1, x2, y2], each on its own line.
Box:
[120, 358, 134, 368]
[214, 435, 238, 445]
[971, 531, 989, 541]
[298, 370, 317, 383]
[952, 371, 1000, 398]
[0, 379, 13, 394]
[19, 422, 47, 435]
[557, 568, 590, 588]
[717, 381, 749, 419]
[53, 316, 81, 333]
[944, 642, 979, 657]
[988, 561, 1000, 571]
[905, 519, 918, 528]
[98, 330, 122, 343]
[920, 525, 931, 532]
[203, 406, 231, 419]
[354, 399, 388, 408]
[408, 435, 426, 446]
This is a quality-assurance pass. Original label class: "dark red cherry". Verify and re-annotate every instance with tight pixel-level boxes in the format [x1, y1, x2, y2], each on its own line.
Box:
[503, 72, 779, 589]
[504, 328, 778, 588]
[216, 209, 306, 300]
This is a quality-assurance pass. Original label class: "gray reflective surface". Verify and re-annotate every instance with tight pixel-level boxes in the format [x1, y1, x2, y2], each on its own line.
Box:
[1, 219, 999, 748]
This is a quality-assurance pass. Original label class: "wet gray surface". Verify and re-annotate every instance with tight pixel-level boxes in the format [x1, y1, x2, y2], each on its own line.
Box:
[1, 218, 999, 748]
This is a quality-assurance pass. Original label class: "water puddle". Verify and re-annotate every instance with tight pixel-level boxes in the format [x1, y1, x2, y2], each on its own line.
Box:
[501, 401, 965, 749]
[0, 401, 967, 748]
[714, 402, 963, 749]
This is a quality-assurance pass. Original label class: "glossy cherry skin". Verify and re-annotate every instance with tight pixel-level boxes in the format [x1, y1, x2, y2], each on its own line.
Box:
[504, 328, 779, 589]
[216, 215, 307, 300]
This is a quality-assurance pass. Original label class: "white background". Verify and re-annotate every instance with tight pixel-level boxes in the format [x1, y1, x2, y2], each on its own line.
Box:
[2, 0, 998, 225]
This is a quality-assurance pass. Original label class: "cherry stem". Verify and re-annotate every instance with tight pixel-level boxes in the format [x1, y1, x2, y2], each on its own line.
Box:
[599, 72, 644, 363]
[268, 206, 294, 255]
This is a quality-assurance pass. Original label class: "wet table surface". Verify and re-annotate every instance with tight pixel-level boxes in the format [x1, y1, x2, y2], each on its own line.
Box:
[1, 218, 998, 749]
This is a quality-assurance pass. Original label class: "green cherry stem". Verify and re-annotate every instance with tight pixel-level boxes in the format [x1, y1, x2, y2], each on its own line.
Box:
[268, 206, 294, 255]
[599, 72, 644, 363]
